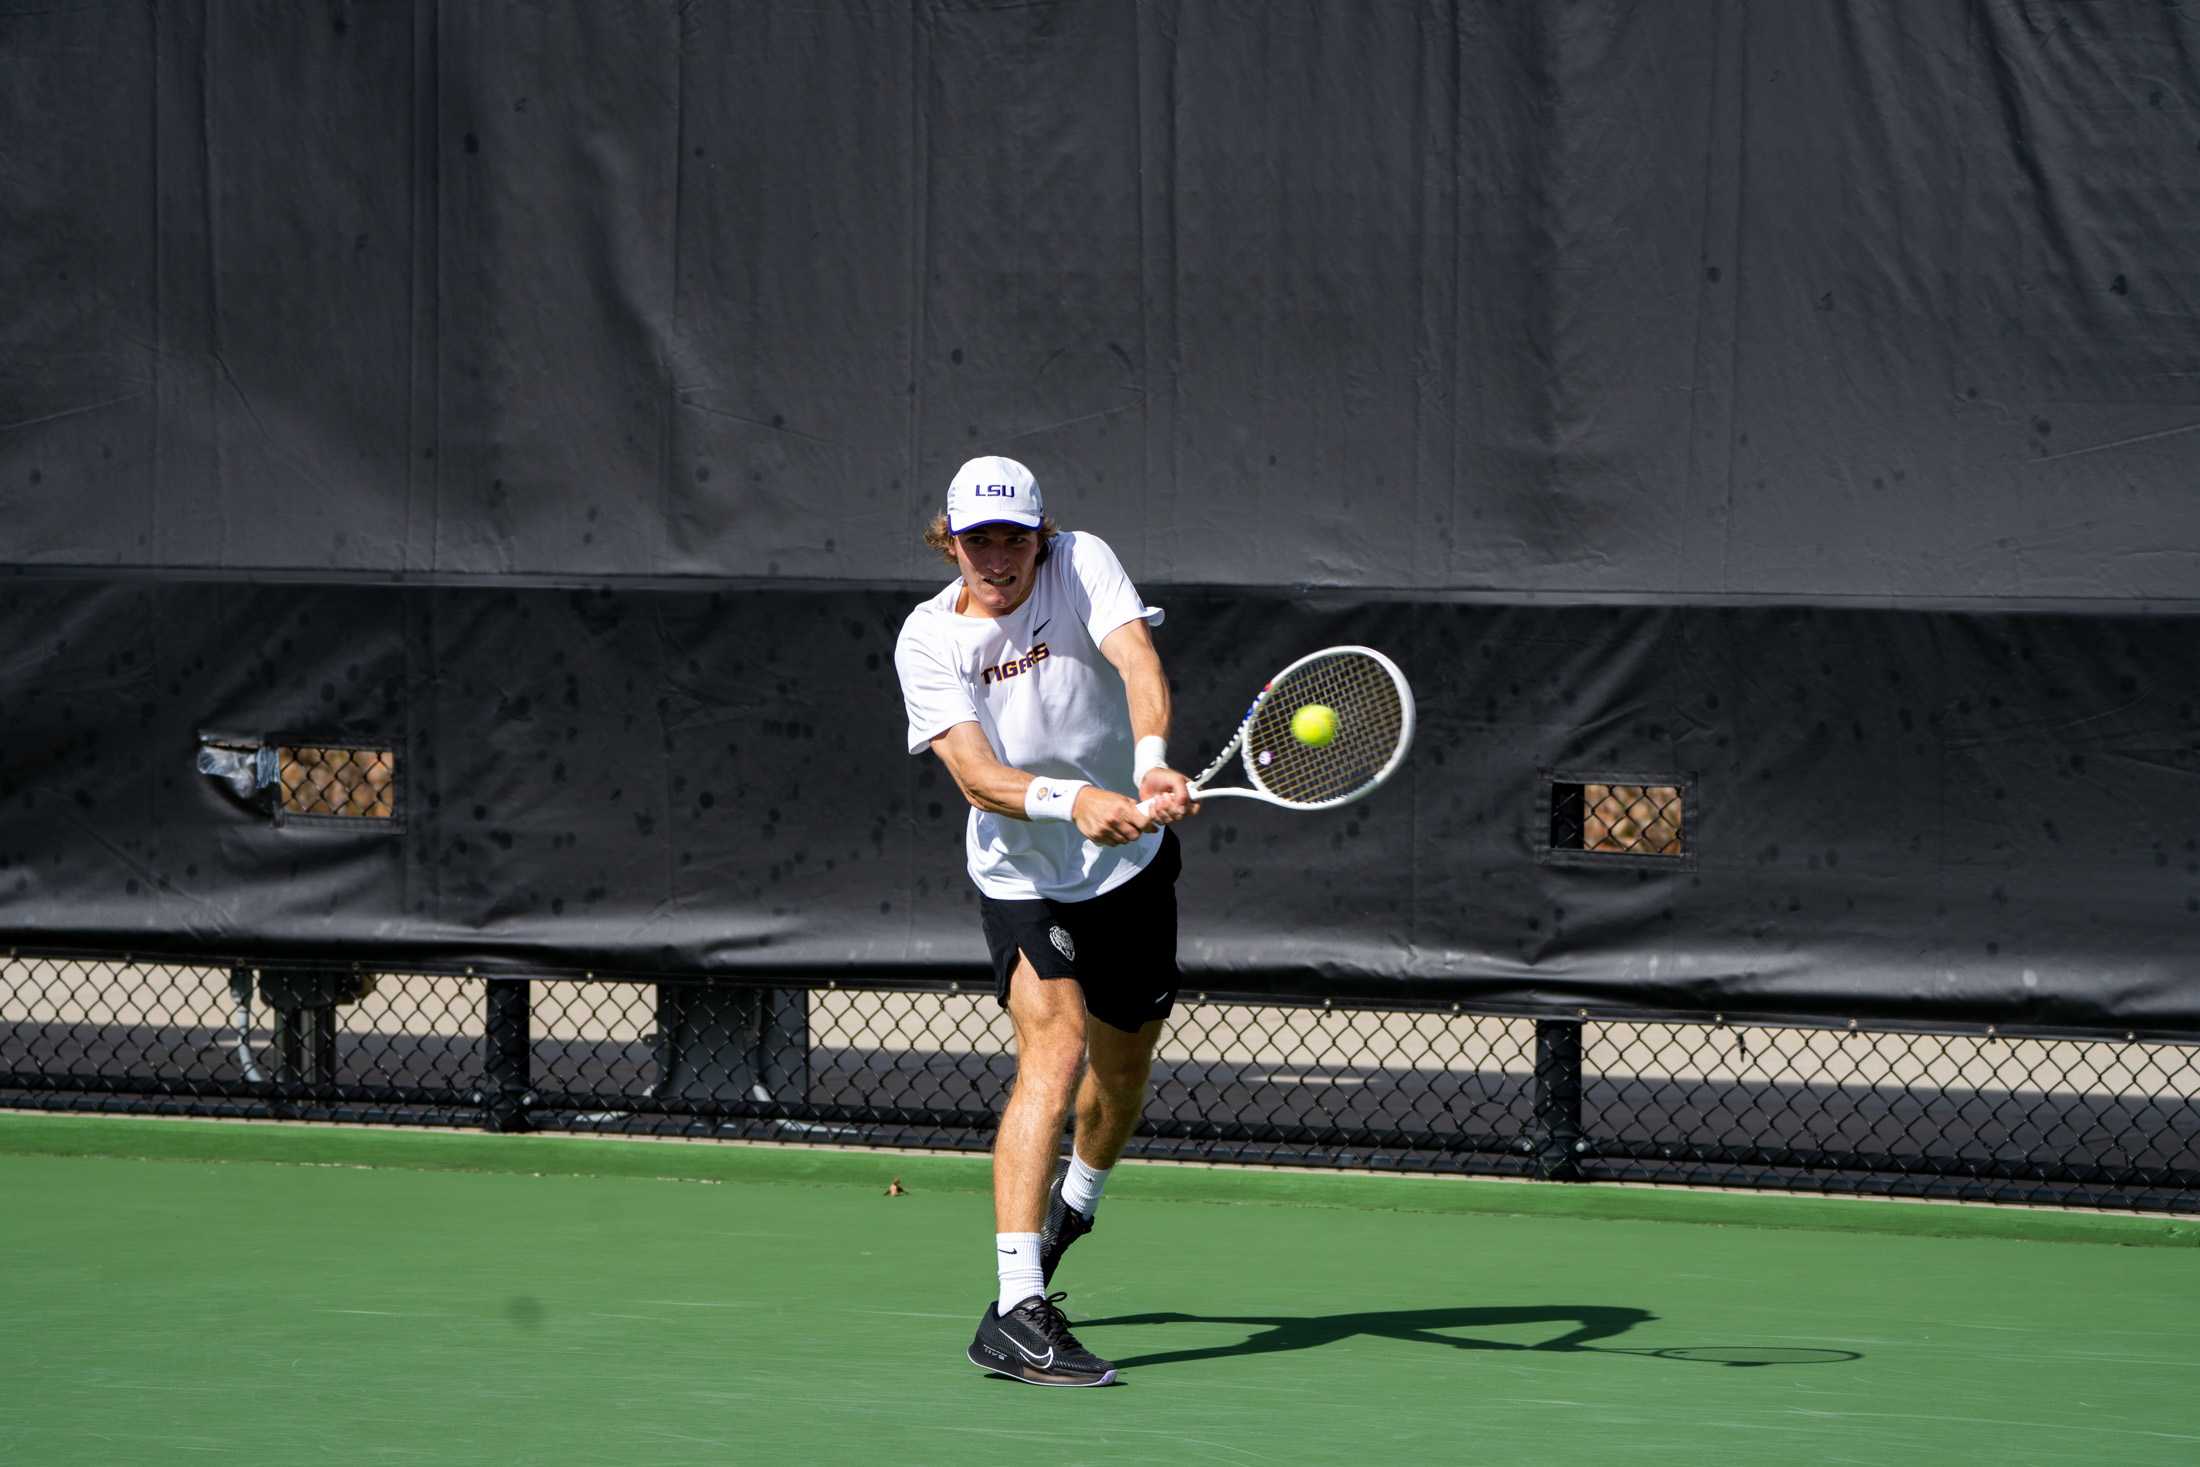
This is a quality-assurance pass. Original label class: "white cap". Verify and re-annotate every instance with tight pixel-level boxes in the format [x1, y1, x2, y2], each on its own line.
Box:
[945, 455, 1045, 533]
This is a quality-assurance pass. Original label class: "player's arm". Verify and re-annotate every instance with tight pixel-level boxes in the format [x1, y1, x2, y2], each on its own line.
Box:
[1098, 619, 1198, 820]
[927, 721, 1152, 846]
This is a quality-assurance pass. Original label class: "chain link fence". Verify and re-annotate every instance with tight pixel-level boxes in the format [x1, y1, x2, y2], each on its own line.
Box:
[4, 953, 2196, 1213]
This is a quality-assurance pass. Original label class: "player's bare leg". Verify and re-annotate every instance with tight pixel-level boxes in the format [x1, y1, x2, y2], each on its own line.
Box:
[998, 954, 1088, 1231]
[1073, 1014, 1164, 1169]
[1036, 1012, 1163, 1288]
[967, 955, 1118, 1387]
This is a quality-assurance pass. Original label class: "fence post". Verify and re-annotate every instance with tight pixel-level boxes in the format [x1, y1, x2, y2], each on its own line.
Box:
[1531, 1018, 1585, 1181]
[482, 978, 532, 1133]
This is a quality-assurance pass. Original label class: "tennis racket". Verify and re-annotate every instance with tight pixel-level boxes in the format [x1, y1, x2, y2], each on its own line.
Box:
[1137, 645, 1415, 815]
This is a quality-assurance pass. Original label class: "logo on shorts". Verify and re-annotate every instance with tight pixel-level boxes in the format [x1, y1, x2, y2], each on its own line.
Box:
[1049, 924, 1076, 961]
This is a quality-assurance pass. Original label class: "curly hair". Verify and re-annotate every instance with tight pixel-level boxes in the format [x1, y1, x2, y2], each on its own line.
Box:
[923, 512, 1060, 564]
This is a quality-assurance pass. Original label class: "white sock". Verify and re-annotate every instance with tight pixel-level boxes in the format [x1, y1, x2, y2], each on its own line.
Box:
[1061, 1150, 1111, 1217]
[996, 1232, 1044, 1315]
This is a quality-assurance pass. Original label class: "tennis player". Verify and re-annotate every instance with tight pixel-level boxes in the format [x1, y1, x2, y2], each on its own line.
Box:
[894, 454, 1198, 1388]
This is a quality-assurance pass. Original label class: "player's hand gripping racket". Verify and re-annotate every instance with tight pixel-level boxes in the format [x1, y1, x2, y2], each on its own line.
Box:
[1137, 646, 1415, 816]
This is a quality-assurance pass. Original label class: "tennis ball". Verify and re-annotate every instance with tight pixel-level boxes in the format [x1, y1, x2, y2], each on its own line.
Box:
[1291, 703, 1339, 747]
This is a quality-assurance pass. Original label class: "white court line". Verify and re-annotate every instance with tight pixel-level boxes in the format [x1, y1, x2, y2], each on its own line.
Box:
[318, 1309, 449, 1318]
[1783, 1408, 2200, 1442]
[850, 1308, 969, 1320]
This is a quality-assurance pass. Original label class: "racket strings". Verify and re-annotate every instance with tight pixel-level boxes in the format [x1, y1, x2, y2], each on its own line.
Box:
[1240, 652, 1406, 807]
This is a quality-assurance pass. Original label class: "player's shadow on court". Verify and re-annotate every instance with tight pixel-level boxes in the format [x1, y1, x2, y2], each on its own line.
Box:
[1075, 1306, 1862, 1371]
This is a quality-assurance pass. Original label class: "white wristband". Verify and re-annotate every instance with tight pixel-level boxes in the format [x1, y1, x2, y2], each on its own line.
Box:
[1133, 736, 1169, 786]
[1023, 777, 1090, 823]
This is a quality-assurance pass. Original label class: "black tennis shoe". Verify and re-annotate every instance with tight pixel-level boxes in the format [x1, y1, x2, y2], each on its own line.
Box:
[1039, 1171, 1095, 1286]
[967, 1292, 1117, 1387]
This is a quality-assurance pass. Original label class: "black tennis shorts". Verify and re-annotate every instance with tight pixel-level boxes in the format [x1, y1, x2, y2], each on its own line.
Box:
[978, 828, 1182, 1034]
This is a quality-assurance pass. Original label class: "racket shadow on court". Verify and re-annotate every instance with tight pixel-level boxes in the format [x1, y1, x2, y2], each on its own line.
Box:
[1071, 1306, 1862, 1372]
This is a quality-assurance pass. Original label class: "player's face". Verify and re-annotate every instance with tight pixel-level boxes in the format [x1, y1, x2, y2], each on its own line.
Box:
[952, 524, 1041, 617]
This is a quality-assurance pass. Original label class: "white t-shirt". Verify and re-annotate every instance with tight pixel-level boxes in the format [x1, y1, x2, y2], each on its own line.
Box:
[895, 530, 1165, 902]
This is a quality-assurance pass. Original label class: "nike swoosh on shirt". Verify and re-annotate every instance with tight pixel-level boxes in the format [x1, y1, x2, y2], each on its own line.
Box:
[1031, 618, 1051, 635]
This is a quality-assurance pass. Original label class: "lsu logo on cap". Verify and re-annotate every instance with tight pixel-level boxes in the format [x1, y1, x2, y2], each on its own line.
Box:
[946, 455, 1044, 532]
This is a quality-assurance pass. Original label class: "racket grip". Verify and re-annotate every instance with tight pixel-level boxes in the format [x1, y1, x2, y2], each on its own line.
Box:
[1134, 790, 1195, 824]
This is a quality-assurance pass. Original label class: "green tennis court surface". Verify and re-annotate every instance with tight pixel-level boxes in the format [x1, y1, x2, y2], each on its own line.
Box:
[5, 1117, 2198, 1466]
